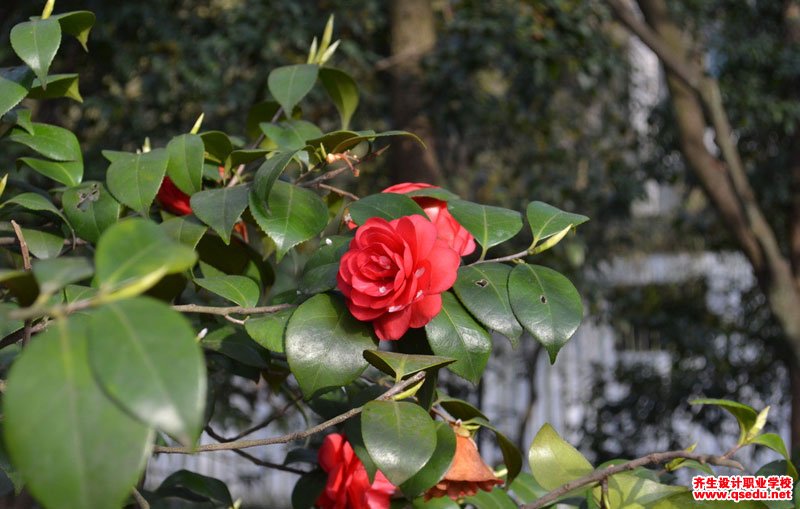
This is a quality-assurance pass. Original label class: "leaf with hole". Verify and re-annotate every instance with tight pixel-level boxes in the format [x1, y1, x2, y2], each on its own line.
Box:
[453, 264, 522, 346]
[62, 182, 120, 243]
[509, 264, 582, 363]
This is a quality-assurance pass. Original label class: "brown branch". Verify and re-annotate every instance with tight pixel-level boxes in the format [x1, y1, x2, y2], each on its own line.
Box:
[203, 426, 307, 475]
[10, 221, 32, 346]
[217, 396, 302, 442]
[172, 303, 293, 316]
[131, 487, 150, 509]
[152, 371, 426, 454]
[0, 321, 48, 349]
[522, 450, 743, 509]
[317, 183, 359, 201]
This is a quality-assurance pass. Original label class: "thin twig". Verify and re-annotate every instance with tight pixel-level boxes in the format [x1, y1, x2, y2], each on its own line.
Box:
[317, 183, 359, 201]
[172, 303, 293, 316]
[131, 487, 150, 509]
[10, 221, 32, 346]
[204, 426, 307, 475]
[468, 248, 531, 266]
[522, 450, 743, 509]
[220, 395, 302, 442]
[153, 371, 426, 454]
[226, 135, 266, 188]
[0, 321, 48, 349]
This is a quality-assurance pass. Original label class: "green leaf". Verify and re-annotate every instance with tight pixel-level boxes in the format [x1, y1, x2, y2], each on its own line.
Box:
[424, 292, 493, 384]
[251, 150, 298, 212]
[690, 398, 758, 445]
[463, 487, 519, 509]
[20, 228, 63, 259]
[285, 293, 376, 398]
[2, 192, 69, 225]
[593, 474, 687, 509]
[190, 185, 250, 245]
[331, 130, 425, 154]
[62, 182, 121, 243]
[402, 187, 460, 201]
[299, 235, 350, 294]
[4, 318, 153, 509]
[156, 469, 233, 506]
[528, 423, 593, 491]
[291, 470, 327, 509]
[95, 218, 197, 298]
[63, 284, 97, 303]
[8, 123, 82, 162]
[87, 297, 206, 445]
[465, 417, 523, 484]
[348, 193, 426, 225]
[400, 421, 457, 498]
[106, 149, 169, 216]
[201, 326, 269, 369]
[509, 472, 548, 503]
[250, 180, 328, 262]
[199, 131, 233, 164]
[32, 257, 92, 296]
[362, 400, 437, 485]
[306, 130, 360, 155]
[0, 67, 33, 117]
[447, 200, 522, 254]
[363, 350, 455, 380]
[509, 264, 582, 363]
[227, 149, 269, 168]
[526, 201, 589, 248]
[0, 303, 23, 339]
[750, 433, 799, 479]
[160, 215, 207, 249]
[166, 134, 205, 195]
[268, 64, 319, 114]
[27, 73, 82, 102]
[52, 11, 95, 51]
[453, 264, 522, 346]
[10, 18, 61, 85]
[411, 497, 460, 508]
[246, 100, 280, 138]
[437, 395, 488, 421]
[260, 120, 323, 151]
[319, 67, 359, 129]
[244, 308, 293, 353]
[195, 275, 259, 307]
[17, 157, 82, 187]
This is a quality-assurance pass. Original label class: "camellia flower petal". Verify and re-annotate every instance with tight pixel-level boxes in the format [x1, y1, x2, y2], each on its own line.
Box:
[316, 433, 396, 509]
[337, 215, 460, 340]
[156, 176, 193, 216]
[424, 426, 503, 501]
[382, 182, 476, 256]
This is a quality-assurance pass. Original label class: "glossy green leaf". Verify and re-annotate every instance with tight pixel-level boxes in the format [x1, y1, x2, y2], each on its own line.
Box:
[199, 131, 233, 164]
[526, 201, 589, 247]
[228, 149, 269, 168]
[2, 192, 69, 225]
[268, 64, 319, 114]
[425, 292, 492, 384]
[0, 303, 23, 338]
[0, 67, 32, 117]
[156, 469, 233, 506]
[62, 182, 121, 243]
[201, 326, 269, 369]
[87, 297, 206, 445]
[528, 423, 592, 491]
[447, 200, 522, 254]
[10, 18, 61, 85]
[32, 257, 93, 296]
[17, 157, 82, 187]
[251, 150, 298, 212]
[331, 129, 425, 154]
[348, 193, 426, 225]
[27, 73, 82, 102]
[453, 264, 522, 346]
[306, 130, 360, 154]
[52, 11, 95, 51]
[465, 417, 523, 483]
[363, 350, 455, 380]
[509, 472, 548, 503]
[285, 294, 376, 398]
[299, 235, 350, 294]
[362, 400, 437, 485]
[652, 493, 769, 509]
[400, 421, 456, 498]
[437, 395, 488, 421]
[166, 134, 204, 195]
[20, 228, 63, 259]
[190, 185, 250, 245]
[690, 398, 758, 444]
[509, 264, 582, 363]
[246, 100, 280, 138]
[160, 215, 207, 249]
[250, 180, 328, 262]
[94, 218, 197, 298]
[261, 120, 323, 151]
[402, 187, 460, 201]
[463, 488, 518, 509]
[291, 470, 327, 509]
[319, 67, 359, 129]
[750, 433, 798, 479]
[8, 123, 82, 162]
[343, 414, 380, 482]
[63, 284, 97, 303]
[106, 148, 169, 216]
[244, 308, 293, 353]
[4, 318, 153, 509]
[593, 473, 686, 509]
[195, 275, 259, 307]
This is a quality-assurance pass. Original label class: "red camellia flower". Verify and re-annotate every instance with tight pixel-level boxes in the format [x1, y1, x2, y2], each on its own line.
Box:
[337, 215, 460, 340]
[382, 182, 476, 256]
[316, 433, 395, 509]
[156, 176, 192, 215]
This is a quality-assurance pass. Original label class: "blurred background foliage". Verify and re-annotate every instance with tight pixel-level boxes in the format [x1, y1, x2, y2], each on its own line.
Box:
[0, 0, 794, 468]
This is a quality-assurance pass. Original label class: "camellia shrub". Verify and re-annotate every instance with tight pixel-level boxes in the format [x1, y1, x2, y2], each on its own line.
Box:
[0, 3, 796, 509]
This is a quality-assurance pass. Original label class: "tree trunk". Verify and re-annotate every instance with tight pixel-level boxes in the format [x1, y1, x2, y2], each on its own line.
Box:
[388, 0, 442, 185]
